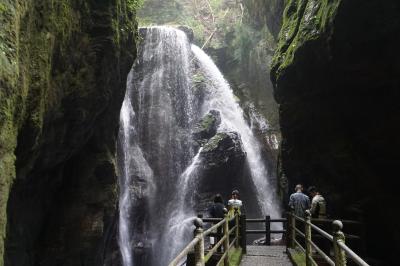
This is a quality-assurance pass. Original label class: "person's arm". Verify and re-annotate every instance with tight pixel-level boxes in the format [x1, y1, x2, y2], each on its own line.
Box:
[288, 194, 294, 210]
[310, 198, 316, 215]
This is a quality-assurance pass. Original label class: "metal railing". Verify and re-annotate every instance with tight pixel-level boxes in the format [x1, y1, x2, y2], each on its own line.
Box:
[168, 210, 242, 266]
[287, 210, 369, 266]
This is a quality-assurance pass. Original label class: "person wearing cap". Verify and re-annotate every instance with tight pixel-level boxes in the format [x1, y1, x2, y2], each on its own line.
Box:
[308, 186, 327, 219]
[228, 190, 242, 219]
[288, 184, 310, 218]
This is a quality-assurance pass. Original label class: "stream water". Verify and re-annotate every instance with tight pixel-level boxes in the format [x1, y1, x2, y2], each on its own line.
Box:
[117, 26, 280, 266]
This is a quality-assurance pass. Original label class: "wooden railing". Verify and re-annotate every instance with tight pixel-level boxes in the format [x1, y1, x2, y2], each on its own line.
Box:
[168, 209, 369, 266]
[168, 210, 242, 266]
[245, 215, 287, 246]
[287, 210, 369, 266]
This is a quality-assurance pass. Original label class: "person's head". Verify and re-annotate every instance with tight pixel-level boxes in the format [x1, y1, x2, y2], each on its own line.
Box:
[295, 184, 303, 192]
[231, 190, 239, 199]
[308, 186, 318, 197]
[214, 194, 223, 204]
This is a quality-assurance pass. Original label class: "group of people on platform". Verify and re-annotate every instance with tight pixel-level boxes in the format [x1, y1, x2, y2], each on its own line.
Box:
[289, 184, 327, 219]
[205, 186, 327, 249]
[208, 190, 243, 220]
[207, 190, 244, 248]
[207, 184, 326, 221]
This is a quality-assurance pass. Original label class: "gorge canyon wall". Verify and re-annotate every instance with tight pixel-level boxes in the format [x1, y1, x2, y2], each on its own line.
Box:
[271, 0, 400, 264]
[0, 0, 138, 265]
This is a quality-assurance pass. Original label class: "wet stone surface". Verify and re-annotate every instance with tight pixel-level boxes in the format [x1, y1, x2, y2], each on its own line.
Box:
[240, 246, 292, 266]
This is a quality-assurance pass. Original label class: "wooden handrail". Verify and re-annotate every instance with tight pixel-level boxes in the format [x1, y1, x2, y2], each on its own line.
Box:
[287, 211, 369, 266]
[204, 235, 227, 262]
[337, 241, 369, 266]
[169, 209, 368, 266]
[168, 236, 201, 266]
[168, 209, 242, 266]
[203, 218, 225, 236]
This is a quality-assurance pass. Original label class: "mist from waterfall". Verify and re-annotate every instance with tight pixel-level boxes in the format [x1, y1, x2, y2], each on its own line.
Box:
[191, 45, 281, 220]
[117, 26, 280, 266]
[118, 26, 199, 266]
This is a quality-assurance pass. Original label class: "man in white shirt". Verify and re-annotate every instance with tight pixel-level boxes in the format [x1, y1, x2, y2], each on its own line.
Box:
[228, 190, 242, 218]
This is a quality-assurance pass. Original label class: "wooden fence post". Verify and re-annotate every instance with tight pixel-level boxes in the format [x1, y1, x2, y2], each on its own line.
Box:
[223, 212, 230, 266]
[193, 218, 205, 266]
[305, 210, 312, 266]
[265, 215, 271, 246]
[287, 211, 296, 248]
[235, 209, 240, 248]
[333, 220, 347, 266]
[240, 214, 247, 254]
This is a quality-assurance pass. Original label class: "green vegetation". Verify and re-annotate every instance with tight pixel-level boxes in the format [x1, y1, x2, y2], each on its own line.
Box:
[271, 0, 341, 82]
[287, 248, 306, 266]
[200, 114, 216, 130]
[228, 247, 243, 265]
[0, 0, 138, 265]
[128, 0, 145, 10]
[138, 0, 280, 129]
[203, 132, 226, 152]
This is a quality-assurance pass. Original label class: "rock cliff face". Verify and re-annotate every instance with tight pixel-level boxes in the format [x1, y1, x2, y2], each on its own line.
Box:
[0, 0, 138, 265]
[271, 0, 400, 263]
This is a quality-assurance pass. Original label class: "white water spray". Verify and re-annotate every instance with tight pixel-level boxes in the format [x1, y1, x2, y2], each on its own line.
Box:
[191, 45, 281, 219]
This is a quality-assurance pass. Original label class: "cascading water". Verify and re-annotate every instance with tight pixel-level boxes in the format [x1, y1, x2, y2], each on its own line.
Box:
[191, 45, 281, 220]
[118, 26, 281, 266]
[118, 70, 156, 266]
[118, 26, 198, 266]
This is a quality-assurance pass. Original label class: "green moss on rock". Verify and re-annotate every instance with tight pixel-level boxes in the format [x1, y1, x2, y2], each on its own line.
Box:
[271, 0, 340, 85]
[0, 0, 138, 265]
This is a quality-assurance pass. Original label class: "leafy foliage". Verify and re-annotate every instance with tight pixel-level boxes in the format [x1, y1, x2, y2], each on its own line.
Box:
[127, 0, 145, 11]
[137, 0, 280, 128]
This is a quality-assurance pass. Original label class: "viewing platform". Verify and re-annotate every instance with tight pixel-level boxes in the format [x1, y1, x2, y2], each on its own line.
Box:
[168, 209, 369, 266]
[241, 246, 291, 265]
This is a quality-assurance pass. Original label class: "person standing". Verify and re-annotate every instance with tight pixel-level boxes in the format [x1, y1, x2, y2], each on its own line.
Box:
[208, 194, 225, 249]
[288, 184, 311, 217]
[208, 194, 225, 219]
[308, 186, 327, 219]
[228, 190, 243, 218]
[308, 186, 329, 254]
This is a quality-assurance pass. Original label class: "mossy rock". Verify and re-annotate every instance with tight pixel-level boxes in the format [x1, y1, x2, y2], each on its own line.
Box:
[193, 110, 221, 144]
[201, 131, 246, 168]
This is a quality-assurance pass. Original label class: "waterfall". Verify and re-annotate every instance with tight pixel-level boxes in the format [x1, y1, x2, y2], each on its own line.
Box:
[191, 45, 281, 220]
[118, 26, 281, 266]
[118, 70, 156, 266]
[118, 26, 198, 266]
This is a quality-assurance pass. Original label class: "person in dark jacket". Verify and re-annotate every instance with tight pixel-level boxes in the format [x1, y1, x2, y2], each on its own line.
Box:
[208, 194, 225, 249]
[209, 194, 225, 218]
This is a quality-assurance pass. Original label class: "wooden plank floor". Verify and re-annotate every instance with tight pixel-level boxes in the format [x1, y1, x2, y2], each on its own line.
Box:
[240, 246, 293, 266]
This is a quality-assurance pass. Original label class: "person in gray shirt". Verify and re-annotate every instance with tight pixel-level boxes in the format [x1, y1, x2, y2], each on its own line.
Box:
[288, 184, 311, 217]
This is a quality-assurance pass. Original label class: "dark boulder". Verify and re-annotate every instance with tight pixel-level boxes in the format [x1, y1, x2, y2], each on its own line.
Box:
[201, 132, 245, 168]
[176, 25, 194, 42]
[193, 110, 221, 145]
[195, 132, 248, 213]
